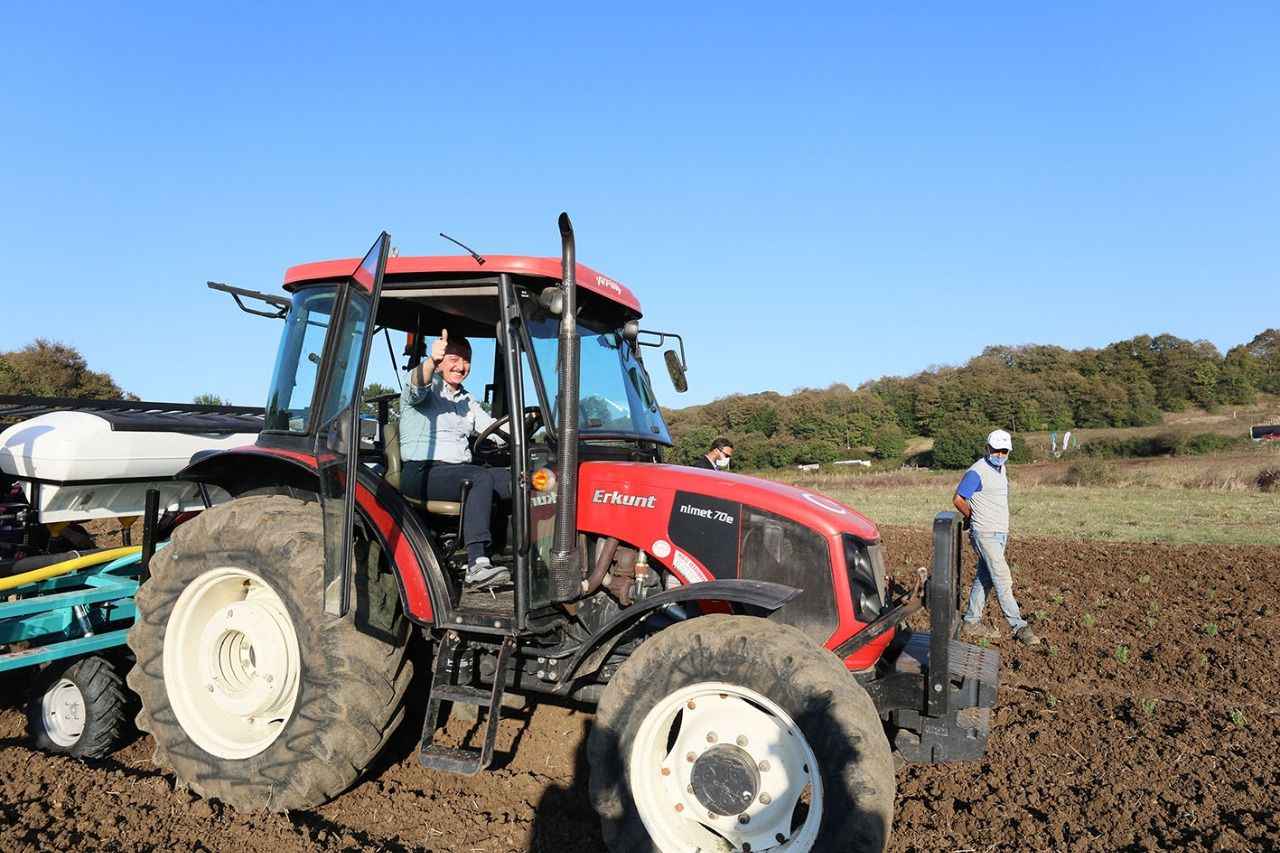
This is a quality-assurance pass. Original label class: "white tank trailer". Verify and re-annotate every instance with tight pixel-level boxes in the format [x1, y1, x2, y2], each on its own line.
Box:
[1, 409, 259, 525]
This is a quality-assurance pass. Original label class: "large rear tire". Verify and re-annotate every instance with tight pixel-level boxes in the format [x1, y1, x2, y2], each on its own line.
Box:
[588, 614, 895, 852]
[127, 494, 412, 810]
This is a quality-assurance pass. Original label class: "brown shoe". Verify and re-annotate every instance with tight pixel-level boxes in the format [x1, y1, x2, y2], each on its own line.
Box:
[961, 621, 998, 640]
[1014, 626, 1042, 646]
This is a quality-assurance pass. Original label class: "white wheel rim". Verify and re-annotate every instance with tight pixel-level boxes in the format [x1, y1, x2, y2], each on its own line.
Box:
[163, 567, 302, 759]
[42, 678, 86, 747]
[630, 681, 824, 852]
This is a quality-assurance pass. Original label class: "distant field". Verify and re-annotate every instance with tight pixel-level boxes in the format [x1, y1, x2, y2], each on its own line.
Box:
[1020, 396, 1280, 456]
[759, 446, 1280, 546]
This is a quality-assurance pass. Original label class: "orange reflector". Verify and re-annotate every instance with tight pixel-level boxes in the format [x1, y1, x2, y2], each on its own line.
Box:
[531, 468, 555, 492]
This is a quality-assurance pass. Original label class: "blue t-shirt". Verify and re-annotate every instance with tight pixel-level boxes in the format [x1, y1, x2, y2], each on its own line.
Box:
[956, 469, 983, 499]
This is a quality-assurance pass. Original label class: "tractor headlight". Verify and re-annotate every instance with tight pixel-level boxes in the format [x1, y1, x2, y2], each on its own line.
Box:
[843, 536, 886, 623]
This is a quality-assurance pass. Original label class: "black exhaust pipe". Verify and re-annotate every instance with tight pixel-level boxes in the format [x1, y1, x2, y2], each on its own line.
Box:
[549, 212, 582, 602]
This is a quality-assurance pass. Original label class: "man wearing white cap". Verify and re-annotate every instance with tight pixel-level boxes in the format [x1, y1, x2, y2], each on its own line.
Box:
[952, 429, 1040, 646]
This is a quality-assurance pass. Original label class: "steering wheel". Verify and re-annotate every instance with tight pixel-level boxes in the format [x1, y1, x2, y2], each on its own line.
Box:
[471, 406, 545, 456]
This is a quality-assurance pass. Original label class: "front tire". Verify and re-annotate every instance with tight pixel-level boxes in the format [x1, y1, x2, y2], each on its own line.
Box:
[127, 494, 412, 810]
[588, 614, 895, 852]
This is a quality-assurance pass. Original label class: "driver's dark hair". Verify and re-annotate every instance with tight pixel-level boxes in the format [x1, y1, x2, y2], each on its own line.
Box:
[711, 436, 734, 451]
[445, 333, 472, 358]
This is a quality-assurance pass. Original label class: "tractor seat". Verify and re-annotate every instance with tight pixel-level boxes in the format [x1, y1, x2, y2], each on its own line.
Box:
[382, 420, 462, 517]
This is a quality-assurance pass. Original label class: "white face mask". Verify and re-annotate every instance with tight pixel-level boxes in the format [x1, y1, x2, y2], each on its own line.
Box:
[713, 456, 730, 469]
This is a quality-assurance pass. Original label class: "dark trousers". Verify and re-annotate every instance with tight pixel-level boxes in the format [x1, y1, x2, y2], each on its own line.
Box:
[401, 461, 511, 550]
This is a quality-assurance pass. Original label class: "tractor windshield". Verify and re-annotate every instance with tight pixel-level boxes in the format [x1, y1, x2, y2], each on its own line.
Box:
[263, 286, 338, 432]
[524, 313, 671, 444]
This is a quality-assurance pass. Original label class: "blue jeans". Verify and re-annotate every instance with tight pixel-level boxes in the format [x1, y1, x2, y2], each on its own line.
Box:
[963, 531, 1027, 631]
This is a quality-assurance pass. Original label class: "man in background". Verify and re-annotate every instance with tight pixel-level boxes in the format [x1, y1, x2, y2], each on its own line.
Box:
[692, 437, 734, 470]
[952, 428, 1040, 646]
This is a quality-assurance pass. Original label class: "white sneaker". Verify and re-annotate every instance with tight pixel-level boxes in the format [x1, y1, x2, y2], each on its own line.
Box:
[464, 557, 510, 589]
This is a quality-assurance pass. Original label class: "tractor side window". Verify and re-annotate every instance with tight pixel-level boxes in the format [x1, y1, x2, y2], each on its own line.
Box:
[739, 508, 838, 644]
[318, 294, 372, 429]
[265, 287, 337, 432]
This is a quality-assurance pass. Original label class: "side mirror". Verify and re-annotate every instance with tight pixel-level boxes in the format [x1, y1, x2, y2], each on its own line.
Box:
[664, 349, 688, 393]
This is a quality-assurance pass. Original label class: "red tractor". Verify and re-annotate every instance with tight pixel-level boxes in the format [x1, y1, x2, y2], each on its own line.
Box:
[126, 216, 997, 852]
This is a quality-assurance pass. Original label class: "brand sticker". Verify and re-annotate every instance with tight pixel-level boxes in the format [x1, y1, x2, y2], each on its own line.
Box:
[592, 489, 657, 509]
[679, 503, 734, 525]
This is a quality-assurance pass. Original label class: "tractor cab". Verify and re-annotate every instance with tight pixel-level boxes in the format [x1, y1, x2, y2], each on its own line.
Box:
[240, 231, 688, 629]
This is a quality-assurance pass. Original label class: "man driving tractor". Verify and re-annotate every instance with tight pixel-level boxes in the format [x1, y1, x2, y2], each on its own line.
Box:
[399, 329, 511, 588]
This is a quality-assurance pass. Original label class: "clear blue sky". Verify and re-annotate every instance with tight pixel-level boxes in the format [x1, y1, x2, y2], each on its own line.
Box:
[3, 3, 1276, 407]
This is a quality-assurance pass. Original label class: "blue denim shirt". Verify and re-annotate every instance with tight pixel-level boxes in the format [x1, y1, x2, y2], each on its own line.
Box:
[399, 372, 494, 463]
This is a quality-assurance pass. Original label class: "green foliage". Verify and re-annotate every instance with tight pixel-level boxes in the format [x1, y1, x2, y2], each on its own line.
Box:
[1138, 573, 1151, 585]
[1115, 645, 1131, 664]
[1230, 709, 1247, 728]
[870, 423, 906, 459]
[363, 382, 400, 419]
[1045, 693, 1058, 709]
[0, 339, 127, 399]
[193, 393, 229, 406]
[929, 417, 989, 469]
[1083, 431, 1247, 459]
[663, 328, 1280, 471]
[1138, 697, 1157, 717]
[1202, 622, 1219, 637]
[794, 438, 840, 465]
[1061, 459, 1113, 487]
[1082, 613, 1096, 628]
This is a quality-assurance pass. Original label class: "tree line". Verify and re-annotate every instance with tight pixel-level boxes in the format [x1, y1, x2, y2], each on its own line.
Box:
[664, 329, 1280, 469]
[6, 329, 1279, 471]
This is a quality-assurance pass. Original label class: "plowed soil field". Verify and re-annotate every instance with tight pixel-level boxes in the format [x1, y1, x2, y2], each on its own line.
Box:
[2, 527, 1276, 851]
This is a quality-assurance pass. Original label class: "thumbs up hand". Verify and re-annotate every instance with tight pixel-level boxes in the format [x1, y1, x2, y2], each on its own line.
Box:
[430, 329, 449, 364]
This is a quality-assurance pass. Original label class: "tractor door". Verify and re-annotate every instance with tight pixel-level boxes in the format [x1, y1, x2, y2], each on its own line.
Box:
[314, 233, 390, 616]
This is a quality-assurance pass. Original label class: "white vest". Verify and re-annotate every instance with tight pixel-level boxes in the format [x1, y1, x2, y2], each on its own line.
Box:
[966, 458, 1009, 534]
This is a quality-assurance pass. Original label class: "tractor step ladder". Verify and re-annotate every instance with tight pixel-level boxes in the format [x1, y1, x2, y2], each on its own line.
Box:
[418, 631, 516, 775]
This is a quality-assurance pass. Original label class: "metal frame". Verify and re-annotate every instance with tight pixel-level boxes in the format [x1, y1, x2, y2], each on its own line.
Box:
[0, 551, 148, 673]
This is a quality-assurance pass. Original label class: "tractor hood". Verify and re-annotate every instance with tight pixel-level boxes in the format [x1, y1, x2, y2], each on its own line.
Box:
[575, 461, 879, 584]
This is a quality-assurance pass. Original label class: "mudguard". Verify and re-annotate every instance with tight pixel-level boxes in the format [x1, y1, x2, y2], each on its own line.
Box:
[176, 447, 449, 626]
[557, 579, 801, 688]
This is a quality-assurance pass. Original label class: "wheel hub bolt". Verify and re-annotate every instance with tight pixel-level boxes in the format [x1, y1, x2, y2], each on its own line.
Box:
[687, 700, 696, 710]
[706, 732, 718, 744]
[674, 803, 684, 813]
[738, 814, 750, 825]
[776, 834, 787, 843]
[661, 767, 670, 777]
[686, 752, 697, 763]
[736, 735, 748, 747]
[759, 792, 772, 805]
[758, 760, 770, 772]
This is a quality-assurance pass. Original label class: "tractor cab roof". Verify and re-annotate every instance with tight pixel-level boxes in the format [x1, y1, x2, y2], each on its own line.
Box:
[285, 255, 641, 313]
